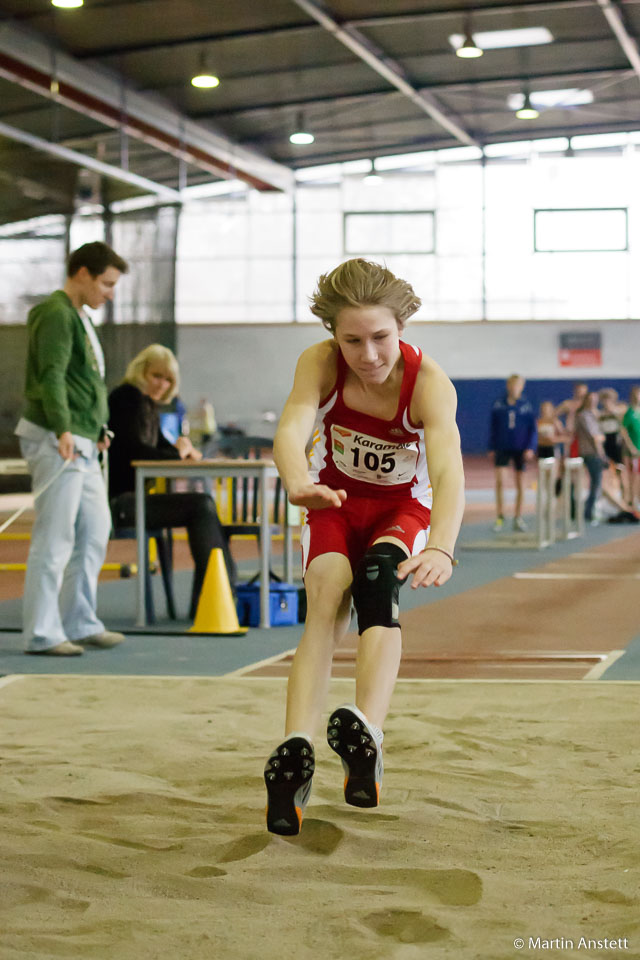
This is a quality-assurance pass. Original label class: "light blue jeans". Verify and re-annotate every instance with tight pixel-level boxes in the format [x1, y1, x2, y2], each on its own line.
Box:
[19, 435, 111, 652]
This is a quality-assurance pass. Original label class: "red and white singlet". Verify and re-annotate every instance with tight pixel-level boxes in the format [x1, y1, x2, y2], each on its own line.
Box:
[307, 340, 432, 508]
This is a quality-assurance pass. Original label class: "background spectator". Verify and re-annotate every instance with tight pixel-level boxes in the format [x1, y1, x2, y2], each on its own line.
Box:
[489, 375, 537, 533]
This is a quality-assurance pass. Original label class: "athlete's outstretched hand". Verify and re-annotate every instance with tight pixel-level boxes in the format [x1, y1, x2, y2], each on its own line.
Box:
[288, 482, 347, 511]
[397, 550, 453, 589]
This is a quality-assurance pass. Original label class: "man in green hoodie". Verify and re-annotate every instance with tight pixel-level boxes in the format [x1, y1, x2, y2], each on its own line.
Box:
[16, 242, 128, 656]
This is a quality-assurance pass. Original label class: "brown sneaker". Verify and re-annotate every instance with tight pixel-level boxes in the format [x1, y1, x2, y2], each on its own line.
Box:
[78, 631, 125, 648]
[27, 641, 84, 656]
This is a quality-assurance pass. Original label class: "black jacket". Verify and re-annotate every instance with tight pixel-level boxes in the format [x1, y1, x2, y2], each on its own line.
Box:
[107, 382, 180, 499]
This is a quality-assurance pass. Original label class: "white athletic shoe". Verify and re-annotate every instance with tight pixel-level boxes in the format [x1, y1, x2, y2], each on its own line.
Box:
[513, 516, 527, 532]
[327, 704, 383, 807]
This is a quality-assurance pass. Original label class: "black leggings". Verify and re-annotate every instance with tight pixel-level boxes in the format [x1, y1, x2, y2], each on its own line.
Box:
[111, 492, 237, 617]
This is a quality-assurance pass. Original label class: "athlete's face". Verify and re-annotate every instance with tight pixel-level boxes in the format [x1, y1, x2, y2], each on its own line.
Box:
[334, 305, 401, 385]
[507, 376, 525, 401]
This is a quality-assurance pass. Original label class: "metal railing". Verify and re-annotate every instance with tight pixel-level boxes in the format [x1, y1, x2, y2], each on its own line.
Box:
[536, 457, 556, 549]
[536, 455, 584, 548]
[561, 456, 585, 540]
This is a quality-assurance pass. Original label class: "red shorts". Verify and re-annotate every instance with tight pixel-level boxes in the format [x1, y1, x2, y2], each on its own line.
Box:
[300, 495, 431, 575]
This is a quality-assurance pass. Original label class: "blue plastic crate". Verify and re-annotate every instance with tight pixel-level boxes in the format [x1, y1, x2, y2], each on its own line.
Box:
[236, 581, 299, 627]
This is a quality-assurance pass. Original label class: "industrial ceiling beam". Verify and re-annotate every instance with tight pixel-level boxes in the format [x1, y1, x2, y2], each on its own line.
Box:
[195, 66, 631, 119]
[79, 0, 619, 60]
[0, 120, 182, 201]
[0, 22, 293, 192]
[351, 0, 606, 28]
[595, 0, 640, 79]
[290, 116, 637, 167]
[290, 0, 479, 148]
[79, 21, 314, 60]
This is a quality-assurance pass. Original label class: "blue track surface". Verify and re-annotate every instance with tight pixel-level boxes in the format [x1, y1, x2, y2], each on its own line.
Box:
[1, 519, 639, 679]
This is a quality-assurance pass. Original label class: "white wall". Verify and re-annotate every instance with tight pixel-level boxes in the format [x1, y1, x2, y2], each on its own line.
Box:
[177, 318, 640, 431]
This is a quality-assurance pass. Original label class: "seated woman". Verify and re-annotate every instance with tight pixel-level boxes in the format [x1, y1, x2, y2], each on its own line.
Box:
[108, 344, 236, 619]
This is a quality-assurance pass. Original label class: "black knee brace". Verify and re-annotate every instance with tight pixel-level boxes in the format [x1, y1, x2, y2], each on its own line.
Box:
[351, 543, 407, 635]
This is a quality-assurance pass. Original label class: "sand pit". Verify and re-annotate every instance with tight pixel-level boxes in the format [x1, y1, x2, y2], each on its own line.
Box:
[1, 675, 639, 960]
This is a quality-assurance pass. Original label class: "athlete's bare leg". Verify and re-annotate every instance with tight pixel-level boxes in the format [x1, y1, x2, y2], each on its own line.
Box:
[284, 552, 352, 740]
[355, 626, 401, 729]
[514, 468, 525, 518]
[495, 466, 506, 517]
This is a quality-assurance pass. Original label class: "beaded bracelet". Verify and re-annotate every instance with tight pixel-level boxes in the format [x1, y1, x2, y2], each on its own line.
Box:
[422, 545, 459, 567]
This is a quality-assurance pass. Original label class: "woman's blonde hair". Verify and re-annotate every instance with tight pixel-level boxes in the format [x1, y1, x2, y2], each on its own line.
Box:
[599, 387, 618, 403]
[309, 258, 422, 333]
[123, 344, 180, 403]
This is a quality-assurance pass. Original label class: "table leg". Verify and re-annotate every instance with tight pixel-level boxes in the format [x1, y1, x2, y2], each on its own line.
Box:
[259, 470, 271, 628]
[135, 469, 147, 627]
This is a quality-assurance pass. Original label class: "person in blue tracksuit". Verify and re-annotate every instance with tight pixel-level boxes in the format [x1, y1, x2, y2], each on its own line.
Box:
[489, 375, 537, 532]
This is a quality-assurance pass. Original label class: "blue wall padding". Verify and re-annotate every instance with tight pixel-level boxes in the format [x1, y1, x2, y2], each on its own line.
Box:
[453, 378, 640, 454]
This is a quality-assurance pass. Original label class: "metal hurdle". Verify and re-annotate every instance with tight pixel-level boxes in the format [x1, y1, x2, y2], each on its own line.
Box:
[536, 457, 556, 549]
[561, 456, 585, 540]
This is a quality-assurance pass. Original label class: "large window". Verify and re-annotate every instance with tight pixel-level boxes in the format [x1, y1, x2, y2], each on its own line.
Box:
[344, 211, 435, 255]
[5, 134, 640, 325]
[534, 208, 628, 252]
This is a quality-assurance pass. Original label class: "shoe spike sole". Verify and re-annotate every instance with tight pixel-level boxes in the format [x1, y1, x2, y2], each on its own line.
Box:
[327, 707, 381, 808]
[264, 736, 315, 836]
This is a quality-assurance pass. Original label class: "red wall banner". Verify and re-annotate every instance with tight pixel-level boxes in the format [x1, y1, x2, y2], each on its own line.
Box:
[558, 332, 602, 367]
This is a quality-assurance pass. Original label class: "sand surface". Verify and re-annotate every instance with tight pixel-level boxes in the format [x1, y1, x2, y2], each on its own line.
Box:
[1, 675, 639, 960]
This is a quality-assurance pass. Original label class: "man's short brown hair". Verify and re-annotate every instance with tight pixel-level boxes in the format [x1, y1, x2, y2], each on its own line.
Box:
[309, 258, 421, 334]
[67, 241, 129, 278]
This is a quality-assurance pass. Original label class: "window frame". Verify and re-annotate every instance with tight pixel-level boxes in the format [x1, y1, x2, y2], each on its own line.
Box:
[533, 206, 629, 253]
[343, 209, 436, 256]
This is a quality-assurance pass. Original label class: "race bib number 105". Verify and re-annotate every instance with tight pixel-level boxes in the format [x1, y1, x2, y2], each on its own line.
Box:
[331, 424, 419, 486]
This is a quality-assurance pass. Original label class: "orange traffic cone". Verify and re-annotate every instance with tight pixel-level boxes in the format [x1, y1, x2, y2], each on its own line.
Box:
[189, 548, 247, 635]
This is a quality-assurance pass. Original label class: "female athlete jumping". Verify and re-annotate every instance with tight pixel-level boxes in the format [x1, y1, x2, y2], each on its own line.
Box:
[264, 259, 465, 835]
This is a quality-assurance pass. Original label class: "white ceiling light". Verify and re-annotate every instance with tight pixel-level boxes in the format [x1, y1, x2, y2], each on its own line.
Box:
[290, 112, 314, 145]
[191, 51, 220, 89]
[290, 130, 315, 145]
[508, 88, 594, 110]
[456, 33, 483, 58]
[191, 72, 220, 89]
[52, 0, 83, 7]
[449, 27, 553, 52]
[363, 160, 383, 184]
[515, 93, 540, 120]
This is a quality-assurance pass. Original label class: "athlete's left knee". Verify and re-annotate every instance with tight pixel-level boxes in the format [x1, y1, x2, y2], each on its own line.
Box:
[351, 542, 407, 635]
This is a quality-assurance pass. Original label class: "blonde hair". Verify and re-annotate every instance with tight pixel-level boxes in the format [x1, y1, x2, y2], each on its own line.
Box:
[309, 258, 421, 334]
[599, 387, 618, 403]
[123, 344, 180, 403]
